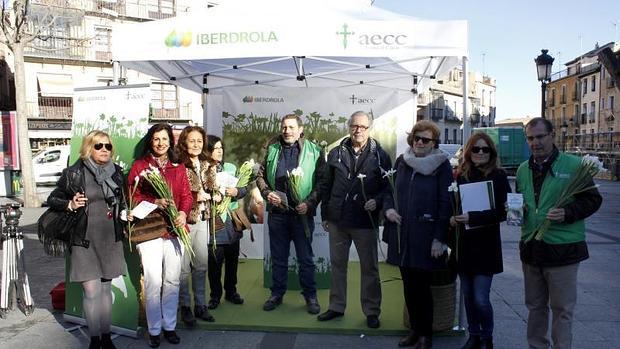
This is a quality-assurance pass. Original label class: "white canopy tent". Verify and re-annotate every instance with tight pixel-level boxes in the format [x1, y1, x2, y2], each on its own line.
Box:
[112, 0, 470, 136]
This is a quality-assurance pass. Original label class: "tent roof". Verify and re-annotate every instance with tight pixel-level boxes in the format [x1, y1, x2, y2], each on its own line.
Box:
[112, 0, 467, 93]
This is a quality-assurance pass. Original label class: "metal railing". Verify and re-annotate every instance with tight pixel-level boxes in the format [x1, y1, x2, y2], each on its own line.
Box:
[32, 0, 184, 20]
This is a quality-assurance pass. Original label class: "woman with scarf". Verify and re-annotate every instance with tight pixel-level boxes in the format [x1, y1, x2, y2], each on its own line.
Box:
[383, 120, 453, 349]
[127, 123, 192, 348]
[175, 126, 215, 325]
[47, 130, 126, 349]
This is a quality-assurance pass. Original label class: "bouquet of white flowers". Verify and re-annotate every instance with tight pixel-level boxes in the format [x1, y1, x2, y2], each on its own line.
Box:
[288, 167, 311, 238]
[140, 166, 194, 257]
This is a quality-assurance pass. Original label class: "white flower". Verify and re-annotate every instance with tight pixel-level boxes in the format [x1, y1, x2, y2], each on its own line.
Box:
[291, 167, 304, 177]
[382, 168, 397, 178]
[320, 140, 328, 147]
[134, 176, 140, 184]
[140, 170, 147, 178]
[357, 173, 367, 180]
[582, 154, 606, 172]
[448, 181, 459, 193]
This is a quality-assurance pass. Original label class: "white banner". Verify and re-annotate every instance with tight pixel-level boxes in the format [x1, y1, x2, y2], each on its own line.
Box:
[221, 85, 414, 289]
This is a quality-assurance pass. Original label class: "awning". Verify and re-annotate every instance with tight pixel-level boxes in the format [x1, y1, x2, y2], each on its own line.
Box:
[37, 73, 74, 97]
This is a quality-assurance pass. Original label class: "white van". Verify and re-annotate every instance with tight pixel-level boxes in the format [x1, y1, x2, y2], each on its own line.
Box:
[33, 145, 70, 185]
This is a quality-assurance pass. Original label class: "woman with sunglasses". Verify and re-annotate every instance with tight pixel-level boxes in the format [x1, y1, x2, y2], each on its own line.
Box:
[127, 123, 192, 348]
[450, 132, 511, 349]
[47, 131, 126, 349]
[383, 120, 453, 349]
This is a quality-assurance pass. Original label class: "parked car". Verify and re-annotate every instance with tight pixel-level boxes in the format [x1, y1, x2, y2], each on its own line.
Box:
[33, 145, 70, 185]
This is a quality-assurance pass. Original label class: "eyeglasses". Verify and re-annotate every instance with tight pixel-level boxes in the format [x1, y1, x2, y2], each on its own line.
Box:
[94, 143, 113, 151]
[472, 146, 491, 154]
[526, 133, 549, 142]
[413, 135, 434, 144]
[349, 124, 370, 131]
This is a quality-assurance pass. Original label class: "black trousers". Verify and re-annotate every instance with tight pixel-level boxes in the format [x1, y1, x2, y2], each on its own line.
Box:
[400, 267, 433, 337]
[207, 240, 241, 300]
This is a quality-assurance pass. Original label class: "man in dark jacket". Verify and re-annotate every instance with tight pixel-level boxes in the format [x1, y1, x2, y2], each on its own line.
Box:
[516, 117, 602, 349]
[256, 114, 324, 315]
[317, 111, 392, 329]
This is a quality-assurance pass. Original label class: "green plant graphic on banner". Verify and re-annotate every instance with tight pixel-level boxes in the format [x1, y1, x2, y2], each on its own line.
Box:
[65, 85, 150, 335]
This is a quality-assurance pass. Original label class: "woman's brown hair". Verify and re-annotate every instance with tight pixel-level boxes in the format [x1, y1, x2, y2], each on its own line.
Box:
[175, 126, 209, 168]
[457, 132, 501, 180]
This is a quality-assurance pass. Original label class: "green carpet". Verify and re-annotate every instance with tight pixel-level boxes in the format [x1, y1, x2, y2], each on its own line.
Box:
[188, 259, 460, 335]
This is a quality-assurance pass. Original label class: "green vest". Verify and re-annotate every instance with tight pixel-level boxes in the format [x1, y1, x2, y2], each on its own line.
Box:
[265, 139, 321, 201]
[220, 162, 239, 221]
[516, 152, 585, 244]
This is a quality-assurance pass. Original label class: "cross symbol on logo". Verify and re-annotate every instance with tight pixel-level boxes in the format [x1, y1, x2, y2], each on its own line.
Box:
[336, 24, 354, 49]
[350, 94, 357, 104]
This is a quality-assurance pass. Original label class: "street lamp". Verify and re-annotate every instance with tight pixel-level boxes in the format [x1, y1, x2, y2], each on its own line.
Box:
[535, 49, 555, 119]
[561, 121, 568, 152]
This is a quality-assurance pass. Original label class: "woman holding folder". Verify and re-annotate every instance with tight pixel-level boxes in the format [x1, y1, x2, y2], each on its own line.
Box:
[450, 132, 511, 349]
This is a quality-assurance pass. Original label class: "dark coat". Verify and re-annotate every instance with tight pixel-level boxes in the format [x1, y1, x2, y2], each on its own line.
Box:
[47, 159, 126, 248]
[383, 155, 453, 270]
[454, 168, 511, 275]
[320, 137, 392, 229]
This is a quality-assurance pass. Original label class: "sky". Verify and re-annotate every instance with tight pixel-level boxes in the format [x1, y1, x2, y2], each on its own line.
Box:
[375, 0, 620, 120]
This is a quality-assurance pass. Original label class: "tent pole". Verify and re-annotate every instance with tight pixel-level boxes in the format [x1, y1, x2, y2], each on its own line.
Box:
[462, 56, 470, 146]
[202, 74, 209, 131]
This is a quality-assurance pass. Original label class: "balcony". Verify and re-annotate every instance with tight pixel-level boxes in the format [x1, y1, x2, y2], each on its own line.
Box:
[560, 95, 566, 104]
[32, 0, 181, 20]
[572, 89, 579, 101]
[588, 112, 595, 123]
[607, 77, 616, 89]
[26, 98, 73, 119]
[547, 98, 555, 107]
[581, 113, 587, 124]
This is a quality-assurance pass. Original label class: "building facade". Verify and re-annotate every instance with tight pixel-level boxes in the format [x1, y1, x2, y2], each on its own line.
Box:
[417, 67, 497, 145]
[2, 0, 219, 154]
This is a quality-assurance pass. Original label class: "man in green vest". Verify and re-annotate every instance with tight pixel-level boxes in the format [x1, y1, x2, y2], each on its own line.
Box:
[256, 114, 325, 314]
[516, 117, 602, 349]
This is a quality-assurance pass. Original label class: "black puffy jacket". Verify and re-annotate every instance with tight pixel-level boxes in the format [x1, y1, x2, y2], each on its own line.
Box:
[47, 160, 126, 248]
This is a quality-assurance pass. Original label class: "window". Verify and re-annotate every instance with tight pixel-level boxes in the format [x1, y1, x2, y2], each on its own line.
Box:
[550, 88, 555, 106]
[444, 128, 449, 143]
[591, 75, 596, 92]
[94, 27, 112, 61]
[561, 106, 566, 122]
[583, 79, 588, 95]
[482, 89, 486, 106]
[590, 101, 595, 123]
[611, 96, 615, 111]
[582, 103, 588, 124]
[453, 129, 457, 144]
[561, 85, 566, 103]
[151, 82, 179, 119]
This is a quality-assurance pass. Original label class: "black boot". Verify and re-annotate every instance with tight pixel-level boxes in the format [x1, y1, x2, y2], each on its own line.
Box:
[460, 335, 481, 349]
[479, 337, 493, 349]
[89, 336, 101, 349]
[100, 333, 117, 349]
[398, 330, 419, 347]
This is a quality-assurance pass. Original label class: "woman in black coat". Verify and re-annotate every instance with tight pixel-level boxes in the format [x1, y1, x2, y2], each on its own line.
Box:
[383, 120, 453, 349]
[450, 132, 511, 349]
[47, 130, 126, 349]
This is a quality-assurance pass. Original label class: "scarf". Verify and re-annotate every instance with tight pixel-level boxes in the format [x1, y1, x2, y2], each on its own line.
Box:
[402, 147, 448, 175]
[84, 157, 119, 206]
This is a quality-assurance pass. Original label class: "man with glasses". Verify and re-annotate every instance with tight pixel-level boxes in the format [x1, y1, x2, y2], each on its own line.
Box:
[517, 117, 602, 349]
[317, 111, 392, 329]
[256, 114, 324, 314]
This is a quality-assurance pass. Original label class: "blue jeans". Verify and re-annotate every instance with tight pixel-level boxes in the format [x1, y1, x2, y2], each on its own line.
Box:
[459, 272, 494, 339]
[268, 212, 316, 299]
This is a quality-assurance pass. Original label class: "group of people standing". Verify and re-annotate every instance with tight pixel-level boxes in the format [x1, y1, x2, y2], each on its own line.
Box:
[48, 112, 601, 349]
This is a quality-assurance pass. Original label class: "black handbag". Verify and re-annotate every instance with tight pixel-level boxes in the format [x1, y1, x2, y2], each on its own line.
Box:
[37, 208, 79, 257]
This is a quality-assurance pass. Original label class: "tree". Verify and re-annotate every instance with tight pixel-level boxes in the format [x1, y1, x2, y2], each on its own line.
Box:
[1, 0, 56, 207]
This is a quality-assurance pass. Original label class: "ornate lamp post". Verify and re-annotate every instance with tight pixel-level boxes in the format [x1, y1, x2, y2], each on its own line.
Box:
[535, 49, 555, 119]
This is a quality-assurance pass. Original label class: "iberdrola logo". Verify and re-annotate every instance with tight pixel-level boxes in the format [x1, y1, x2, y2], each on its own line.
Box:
[165, 30, 192, 47]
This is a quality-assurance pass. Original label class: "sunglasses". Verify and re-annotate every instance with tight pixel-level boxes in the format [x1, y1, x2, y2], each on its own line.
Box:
[94, 143, 113, 151]
[413, 135, 434, 144]
[472, 146, 491, 154]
